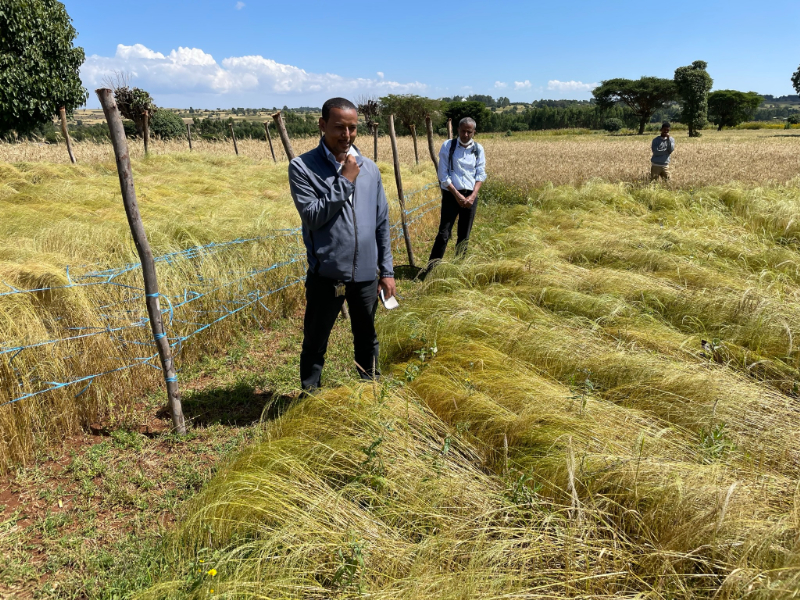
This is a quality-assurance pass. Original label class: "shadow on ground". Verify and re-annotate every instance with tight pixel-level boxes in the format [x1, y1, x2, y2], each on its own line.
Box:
[182, 381, 297, 427]
[394, 264, 424, 281]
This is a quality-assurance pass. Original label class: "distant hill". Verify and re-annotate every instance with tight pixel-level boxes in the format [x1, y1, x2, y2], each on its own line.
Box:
[760, 94, 800, 106]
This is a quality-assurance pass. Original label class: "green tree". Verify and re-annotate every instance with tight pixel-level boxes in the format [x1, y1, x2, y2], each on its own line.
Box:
[592, 77, 677, 134]
[603, 118, 624, 132]
[466, 94, 495, 107]
[674, 60, 713, 137]
[150, 110, 186, 139]
[379, 94, 439, 133]
[793, 65, 800, 95]
[707, 90, 762, 130]
[356, 95, 381, 129]
[0, 0, 88, 137]
[110, 84, 157, 137]
[443, 101, 492, 134]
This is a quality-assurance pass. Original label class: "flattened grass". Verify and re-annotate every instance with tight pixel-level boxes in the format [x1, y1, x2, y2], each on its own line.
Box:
[144, 180, 800, 598]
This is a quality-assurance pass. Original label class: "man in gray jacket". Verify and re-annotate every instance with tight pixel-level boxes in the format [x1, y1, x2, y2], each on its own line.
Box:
[651, 122, 675, 181]
[289, 97, 396, 391]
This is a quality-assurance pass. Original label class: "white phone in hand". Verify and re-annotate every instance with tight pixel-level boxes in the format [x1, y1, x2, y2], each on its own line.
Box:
[380, 289, 399, 310]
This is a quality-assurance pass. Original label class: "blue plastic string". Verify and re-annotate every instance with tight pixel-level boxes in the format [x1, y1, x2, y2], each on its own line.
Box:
[1, 184, 434, 406]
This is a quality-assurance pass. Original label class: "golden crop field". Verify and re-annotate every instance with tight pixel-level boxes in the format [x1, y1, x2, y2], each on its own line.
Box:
[3, 128, 798, 188]
[2, 129, 800, 597]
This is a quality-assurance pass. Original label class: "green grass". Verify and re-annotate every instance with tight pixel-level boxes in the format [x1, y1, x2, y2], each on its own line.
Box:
[0, 313, 378, 598]
[5, 145, 800, 597]
[124, 179, 800, 599]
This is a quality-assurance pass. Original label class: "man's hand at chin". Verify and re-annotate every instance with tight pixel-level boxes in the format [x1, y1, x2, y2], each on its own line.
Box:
[378, 277, 396, 300]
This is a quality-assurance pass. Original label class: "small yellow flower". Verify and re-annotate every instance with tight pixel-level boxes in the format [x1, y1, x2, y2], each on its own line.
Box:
[209, 590, 214, 594]
[199, 559, 205, 563]
[207, 568, 217, 577]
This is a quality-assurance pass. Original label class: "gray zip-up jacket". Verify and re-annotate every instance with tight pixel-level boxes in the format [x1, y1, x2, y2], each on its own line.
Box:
[289, 139, 393, 282]
[651, 135, 676, 166]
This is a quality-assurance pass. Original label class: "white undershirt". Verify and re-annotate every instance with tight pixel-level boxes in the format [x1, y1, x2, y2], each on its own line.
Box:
[322, 139, 358, 204]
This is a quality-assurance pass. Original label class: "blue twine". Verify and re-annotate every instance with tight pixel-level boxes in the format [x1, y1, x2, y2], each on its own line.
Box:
[1, 186, 433, 406]
[165, 376, 178, 383]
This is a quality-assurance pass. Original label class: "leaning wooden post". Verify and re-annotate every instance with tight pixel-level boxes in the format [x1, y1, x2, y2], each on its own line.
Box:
[372, 122, 379, 162]
[143, 111, 150, 155]
[263, 122, 277, 163]
[59, 107, 77, 164]
[228, 122, 239, 155]
[96, 88, 186, 435]
[447, 118, 453, 139]
[409, 123, 420, 165]
[186, 123, 193, 150]
[388, 114, 416, 268]
[425, 115, 438, 171]
[271, 111, 295, 160]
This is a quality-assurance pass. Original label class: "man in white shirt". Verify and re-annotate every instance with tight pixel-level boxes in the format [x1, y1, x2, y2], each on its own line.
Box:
[426, 117, 487, 269]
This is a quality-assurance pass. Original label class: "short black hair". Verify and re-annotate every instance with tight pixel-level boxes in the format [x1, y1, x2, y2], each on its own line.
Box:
[322, 97, 357, 121]
[661, 121, 671, 128]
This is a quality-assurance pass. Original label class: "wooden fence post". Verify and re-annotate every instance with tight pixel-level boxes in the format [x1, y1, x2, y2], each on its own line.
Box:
[96, 88, 186, 435]
[143, 111, 150, 155]
[264, 122, 277, 163]
[186, 123, 192, 151]
[447, 118, 453, 139]
[409, 123, 419, 166]
[228, 122, 239, 155]
[59, 107, 77, 164]
[372, 123, 379, 162]
[425, 115, 438, 171]
[272, 111, 296, 160]
[388, 114, 416, 268]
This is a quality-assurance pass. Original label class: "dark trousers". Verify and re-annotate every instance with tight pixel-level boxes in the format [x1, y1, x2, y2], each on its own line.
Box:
[300, 272, 379, 390]
[428, 189, 479, 264]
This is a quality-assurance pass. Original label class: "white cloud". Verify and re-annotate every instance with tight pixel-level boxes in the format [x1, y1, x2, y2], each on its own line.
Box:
[81, 43, 426, 102]
[377, 71, 384, 79]
[116, 44, 165, 60]
[514, 80, 532, 90]
[235, 1, 245, 9]
[494, 81, 507, 89]
[547, 79, 598, 92]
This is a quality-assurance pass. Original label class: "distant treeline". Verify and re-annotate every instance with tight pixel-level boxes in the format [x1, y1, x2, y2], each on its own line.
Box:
[483, 103, 679, 132]
[192, 112, 320, 140]
[16, 92, 800, 145]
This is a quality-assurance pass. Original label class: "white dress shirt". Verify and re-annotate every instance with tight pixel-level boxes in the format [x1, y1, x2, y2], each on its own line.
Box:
[438, 138, 487, 192]
[323, 139, 358, 204]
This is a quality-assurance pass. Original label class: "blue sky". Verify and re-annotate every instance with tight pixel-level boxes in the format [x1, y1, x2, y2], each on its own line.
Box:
[66, 0, 800, 109]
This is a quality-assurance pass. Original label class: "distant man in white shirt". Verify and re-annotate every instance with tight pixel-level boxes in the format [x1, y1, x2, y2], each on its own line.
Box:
[426, 117, 487, 269]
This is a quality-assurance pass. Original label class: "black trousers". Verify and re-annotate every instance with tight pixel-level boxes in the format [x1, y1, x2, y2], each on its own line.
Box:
[428, 188, 479, 264]
[300, 272, 379, 390]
